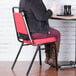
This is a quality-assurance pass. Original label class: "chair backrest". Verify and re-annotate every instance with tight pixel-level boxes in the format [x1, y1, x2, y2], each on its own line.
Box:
[12, 7, 33, 44]
[13, 12, 28, 35]
[12, 7, 29, 41]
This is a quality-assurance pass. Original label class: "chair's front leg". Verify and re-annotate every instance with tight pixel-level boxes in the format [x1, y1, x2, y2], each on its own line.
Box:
[39, 45, 42, 65]
[26, 46, 39, 76]
[11, 42, 24, 70]
[54, 42, 58, 71]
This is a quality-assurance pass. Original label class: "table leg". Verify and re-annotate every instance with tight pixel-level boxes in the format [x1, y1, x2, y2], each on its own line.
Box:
[74, 22, 76, 67]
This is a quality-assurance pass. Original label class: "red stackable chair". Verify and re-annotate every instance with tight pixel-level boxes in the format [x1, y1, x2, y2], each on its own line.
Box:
[11, 7, 58, 76]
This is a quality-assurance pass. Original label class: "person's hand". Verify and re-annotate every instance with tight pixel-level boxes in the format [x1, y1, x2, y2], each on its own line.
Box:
[50, 5, 57, 17]
[50, 5, 57, 13]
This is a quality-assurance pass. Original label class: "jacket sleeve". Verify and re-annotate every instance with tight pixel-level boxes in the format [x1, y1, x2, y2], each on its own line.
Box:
[30, 0, 53, 21]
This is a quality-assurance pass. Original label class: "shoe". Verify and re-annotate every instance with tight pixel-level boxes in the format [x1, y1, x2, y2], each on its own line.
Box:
[45, 58, 60, 68]
[45, 57, 49, 64]
[45, 61, 56, 68]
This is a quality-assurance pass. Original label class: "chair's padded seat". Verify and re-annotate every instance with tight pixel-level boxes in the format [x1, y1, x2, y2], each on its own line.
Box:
[23, 37, 56, 45]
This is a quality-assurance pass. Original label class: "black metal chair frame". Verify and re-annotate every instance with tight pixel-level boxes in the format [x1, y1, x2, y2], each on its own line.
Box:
[11, 7, 58, 76]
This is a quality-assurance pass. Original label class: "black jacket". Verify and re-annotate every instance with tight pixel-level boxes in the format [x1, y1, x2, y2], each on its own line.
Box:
[19, 0, 53, 34]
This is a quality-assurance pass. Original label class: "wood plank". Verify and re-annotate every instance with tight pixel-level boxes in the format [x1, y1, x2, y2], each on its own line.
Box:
[0, 61, 75, 76]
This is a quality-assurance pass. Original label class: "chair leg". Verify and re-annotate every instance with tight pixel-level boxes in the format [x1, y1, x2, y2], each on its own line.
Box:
[11, 42, 24, 70]
[26, 46, 39, 76]
[53, 42, 58, 71]
[39, 46, 42, 65]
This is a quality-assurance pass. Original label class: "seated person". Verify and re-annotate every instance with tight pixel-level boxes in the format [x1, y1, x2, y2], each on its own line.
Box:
[19, 0, 61, 67]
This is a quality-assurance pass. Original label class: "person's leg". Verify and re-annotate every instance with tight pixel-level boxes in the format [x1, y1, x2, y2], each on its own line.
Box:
[47, 27, 61, 66]
[31, 27, 61, 66]
[31, 33, 48, 39]
[31, 33, 52, 63]
[45, 43, 52, 63]
[31, 33, 51, 63]
[49, 27, 60, 54]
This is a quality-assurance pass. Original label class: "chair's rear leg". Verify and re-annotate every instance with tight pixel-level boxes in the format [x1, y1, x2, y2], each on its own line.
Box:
[54, 42, 58, 71]
[11, 43, 24, 70]
[39, 46, 42, 65]
[26, 46, 39, 76]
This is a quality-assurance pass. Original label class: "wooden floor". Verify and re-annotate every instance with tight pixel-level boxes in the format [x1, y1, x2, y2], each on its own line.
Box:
[0, 61, 76, 76]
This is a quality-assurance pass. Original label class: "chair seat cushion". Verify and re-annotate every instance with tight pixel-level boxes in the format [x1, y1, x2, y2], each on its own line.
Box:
[23, 37, 56, 45]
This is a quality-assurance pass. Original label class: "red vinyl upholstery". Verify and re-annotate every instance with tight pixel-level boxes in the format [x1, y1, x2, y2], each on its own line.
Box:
[24, 37, 56, 45]
[14, 13, 28, 34]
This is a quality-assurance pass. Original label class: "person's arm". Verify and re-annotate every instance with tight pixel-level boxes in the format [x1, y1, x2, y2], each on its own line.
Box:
[30, 0, 53, 21]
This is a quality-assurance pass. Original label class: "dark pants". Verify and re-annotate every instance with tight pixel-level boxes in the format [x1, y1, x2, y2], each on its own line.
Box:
[31, 27, 60, 43]
[31, 27, 61, 55]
